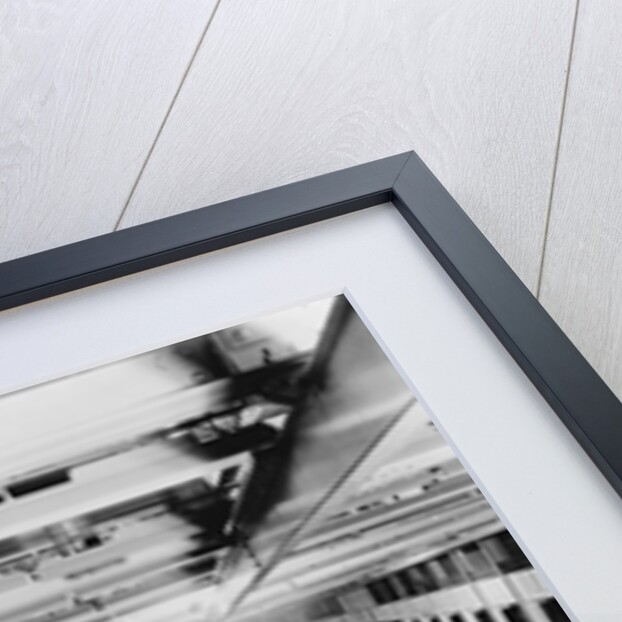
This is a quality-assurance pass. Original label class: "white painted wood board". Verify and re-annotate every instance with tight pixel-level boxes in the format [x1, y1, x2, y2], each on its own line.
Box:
[0, 0, 218, 262]
[539, 0, 622, 400]
[118, 0, 576, 290]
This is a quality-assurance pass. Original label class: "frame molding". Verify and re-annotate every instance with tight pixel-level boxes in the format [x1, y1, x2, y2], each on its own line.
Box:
[2, 151, 621, 500]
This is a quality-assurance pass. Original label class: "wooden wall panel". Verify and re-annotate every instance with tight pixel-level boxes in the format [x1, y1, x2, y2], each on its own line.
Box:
[118, 0, 576, 290]
[539, 1, 622, 399]
[0, 0, 217, 261]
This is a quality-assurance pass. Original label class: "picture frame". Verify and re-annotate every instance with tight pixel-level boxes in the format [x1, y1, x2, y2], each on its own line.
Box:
[2, 150, 621, 501]
[0, 151, 620, 620]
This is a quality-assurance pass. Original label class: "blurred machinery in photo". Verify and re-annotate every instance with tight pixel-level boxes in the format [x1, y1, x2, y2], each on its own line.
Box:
[0, 297, 568, 622]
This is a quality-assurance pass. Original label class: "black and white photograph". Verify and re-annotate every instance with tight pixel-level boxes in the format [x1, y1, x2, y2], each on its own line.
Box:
[0, 295, 569, 622]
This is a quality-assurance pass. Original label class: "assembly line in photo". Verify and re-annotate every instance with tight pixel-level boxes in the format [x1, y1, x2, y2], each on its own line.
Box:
[0, 297, 567, 622]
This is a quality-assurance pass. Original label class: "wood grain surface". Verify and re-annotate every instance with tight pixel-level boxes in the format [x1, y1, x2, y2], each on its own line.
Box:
[0, 0, 217, 261]
[539, 0, 622, 400]
[5, 0, 619, 401]
[117, 0, 576, 290]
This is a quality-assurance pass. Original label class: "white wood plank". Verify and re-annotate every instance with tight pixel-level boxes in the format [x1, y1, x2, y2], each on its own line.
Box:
[0, 0, 218, 261]
[119, 0, 576, 290]
[538, 1, 622, 400]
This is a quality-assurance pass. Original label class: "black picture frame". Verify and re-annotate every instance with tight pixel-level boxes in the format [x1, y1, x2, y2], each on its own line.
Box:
[1, 150, 621, 502]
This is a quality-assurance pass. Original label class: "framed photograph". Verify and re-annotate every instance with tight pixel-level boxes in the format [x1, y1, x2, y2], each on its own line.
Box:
[0, 152, 619, 622]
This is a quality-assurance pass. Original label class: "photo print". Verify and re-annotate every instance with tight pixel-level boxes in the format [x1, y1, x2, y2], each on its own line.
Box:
[0, 296, 570, 622]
